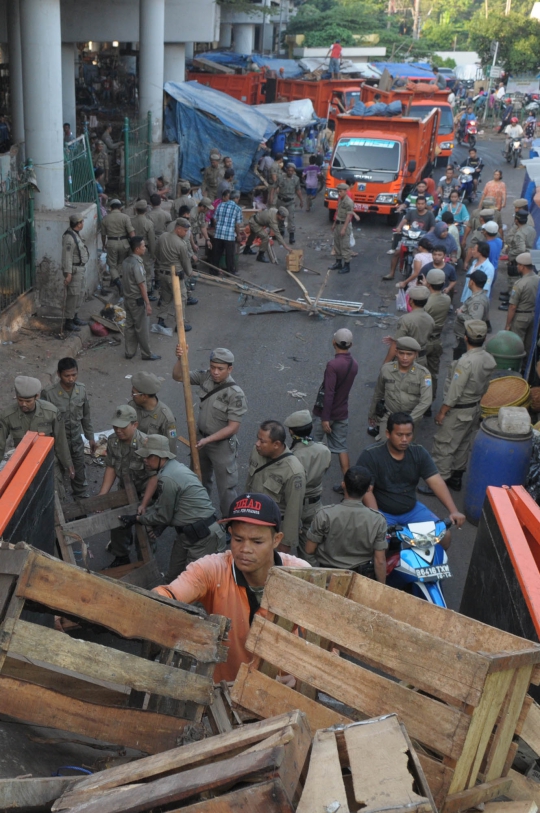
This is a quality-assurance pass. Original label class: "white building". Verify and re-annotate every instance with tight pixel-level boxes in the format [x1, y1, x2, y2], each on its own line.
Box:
[219, 0, 296, 55]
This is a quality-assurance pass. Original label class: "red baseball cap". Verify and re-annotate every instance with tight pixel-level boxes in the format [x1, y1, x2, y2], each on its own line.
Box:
[219, 493, 281, 530]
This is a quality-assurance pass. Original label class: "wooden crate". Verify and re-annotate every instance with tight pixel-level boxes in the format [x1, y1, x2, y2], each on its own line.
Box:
[231, 567, 540, 812]
[0, 544, 229, 754]
[286, 249, 304, 272]
[50, 710, 311, 813]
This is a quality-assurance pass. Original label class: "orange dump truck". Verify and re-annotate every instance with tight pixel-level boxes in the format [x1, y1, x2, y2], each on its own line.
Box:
[361, 85, 454, 167]
[324, 109, 439, 222]
[186, 72, 265, 105]
[275, 79, 364, 118]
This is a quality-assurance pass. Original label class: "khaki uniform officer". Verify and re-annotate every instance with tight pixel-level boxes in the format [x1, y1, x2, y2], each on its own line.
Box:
[124, 434, 226, 582]
[383, 286, 435, 364]
[122, 237, 160, 361]
[0, 376, 73, 499]
[172, 182, 197, 219]
[130, 200, 156, 293]
[42, 359, 95, 498]
[173, 347, 247, 518]
[425, 268, 452, 400]
[276, 164, 303, 244]
[62, 213, 90, 333]
[243, 207, 292, 264]
[329, 183, 355, 275]
[143, 176, 170, 204]
[147, 194, 172, 237]
[101, 200, 135, 294]
[155, 218, 194, 333]
[504, 212, 537, 296]
[129, 371, 177, 455]
[189, 198, 214, 253]
[246, 420, 306, 554]
[306, 465, 388, 581]
[505, 251, 540, 352]
[98, 405, 155, 567]
[284, 409, 331, 564]
[453, 269, 489, 359]
[202, 151, 224, 201]
[429, 320, 496, 492]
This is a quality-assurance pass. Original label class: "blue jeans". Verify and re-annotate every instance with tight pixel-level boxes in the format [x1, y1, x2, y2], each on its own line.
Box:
[329, 57, 340, 74]
[380, 501, 439, 527]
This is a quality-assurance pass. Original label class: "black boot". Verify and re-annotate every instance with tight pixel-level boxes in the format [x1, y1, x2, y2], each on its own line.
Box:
[73, 313, 88, 326]
[157, 317, 167, 328]
[256, 252, 270, 263]
[186, 296, 198, 305]
[328, 260, 343, 270]
[113, 278, 123, 296]
[64, 319, 80, 332]
[289, 232, 295, 244]
[243, 235, 256, 255]
[445, 471, 464, 492]
[338, 262, 350, 274]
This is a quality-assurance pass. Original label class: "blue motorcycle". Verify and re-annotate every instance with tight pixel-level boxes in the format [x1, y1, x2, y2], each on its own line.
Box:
[386, 518, 452, 607]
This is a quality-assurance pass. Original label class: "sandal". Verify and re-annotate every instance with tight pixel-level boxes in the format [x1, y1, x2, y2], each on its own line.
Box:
[382, 275, 394, 281]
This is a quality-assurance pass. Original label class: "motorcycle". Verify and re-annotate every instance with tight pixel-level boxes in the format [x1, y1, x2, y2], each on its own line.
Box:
[506, 137, 522, 168]
[398, 225, 425, 277]
[456, 165, 477, 203]
[386, 518, 452, 606]
[457, 118, 478, 148]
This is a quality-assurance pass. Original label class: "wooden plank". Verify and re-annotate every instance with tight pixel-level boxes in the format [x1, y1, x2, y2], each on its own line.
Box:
[231, 662, 353, 733]
[156, 779, 294, 813]
[296, 729, 348, 813]
[262, 569, 490, 706]
[520, 698, 540, 756]
[14, 551, 225, 662]
[55, 493, 77, 564]
[0, 776, 79, 811]
[5, 618, 214, 705]
[0, 549, 33, 576]
[57, 711, 307, 801]
[448, 669, 514, 794]
[207, 685, 234, 735]
[485, 804, 538, 813]
[245, 614, 470, 760]
[123, 478, 151, 563]
[345, 716, 432, 813]
[58, 745, 286, 813]
[442, 778, 514, 813]
[63, 504, 139, 539]
[0, 575, 16, 625]
[0, 676, 188, 754]
[61, 490, 129, 521]
[118, 559, 162, 589]
[417, 754, 454, 808]
[507, 770, 540, 806]
[485, 665, 533, 781]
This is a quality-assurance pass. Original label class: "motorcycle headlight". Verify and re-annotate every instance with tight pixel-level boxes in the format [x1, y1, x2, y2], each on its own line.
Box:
[440, 141, 454, 150]
[376, 194, 398, 204]
[514, 141, 521, 147]
[326, 188, 339, 199]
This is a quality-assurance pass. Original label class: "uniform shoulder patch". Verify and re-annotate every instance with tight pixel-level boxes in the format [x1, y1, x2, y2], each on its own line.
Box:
[425, 377, 432, 386]
[168, 425, 177, 438]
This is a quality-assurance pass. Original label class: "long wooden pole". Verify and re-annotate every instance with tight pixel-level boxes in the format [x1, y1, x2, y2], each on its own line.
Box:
[170, 266, 202, 480]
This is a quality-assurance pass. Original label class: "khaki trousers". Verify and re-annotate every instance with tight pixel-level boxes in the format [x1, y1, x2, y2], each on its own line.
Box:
[431, 405, 480, 480]
[106, 239, 130, 281]
[166, 522, 226, 582]
[124, 298, 152, 358]
[333, 222, 353, 262]
[156, 270, 187, 324]
[425, 337, 443, 398]
[198, 436, 239, 518]
[64, 267, 86, 319]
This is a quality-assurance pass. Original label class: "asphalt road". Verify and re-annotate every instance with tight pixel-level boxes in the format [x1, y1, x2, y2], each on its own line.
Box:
[67, 124, 527, 608]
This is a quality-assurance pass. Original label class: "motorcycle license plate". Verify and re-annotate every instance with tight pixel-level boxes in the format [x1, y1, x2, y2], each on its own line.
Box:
[354, 203, 369, 212]
[402, 239, 417, 247]
[416, 564, 451, 579]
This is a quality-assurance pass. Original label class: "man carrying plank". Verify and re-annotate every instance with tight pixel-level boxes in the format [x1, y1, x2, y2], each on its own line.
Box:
[153, 492, 307, 681]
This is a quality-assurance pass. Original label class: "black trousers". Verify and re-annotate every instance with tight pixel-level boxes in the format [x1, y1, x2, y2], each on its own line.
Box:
[213, 238, 236, 275]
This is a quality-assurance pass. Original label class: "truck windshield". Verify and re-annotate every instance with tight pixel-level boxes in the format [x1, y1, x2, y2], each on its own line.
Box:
[332, 138, 400, 172]
[409, 104, 453, 135]
[344, 90, 361, 107]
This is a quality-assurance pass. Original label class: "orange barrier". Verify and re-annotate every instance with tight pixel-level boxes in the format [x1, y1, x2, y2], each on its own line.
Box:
[0, 431, 54, 540]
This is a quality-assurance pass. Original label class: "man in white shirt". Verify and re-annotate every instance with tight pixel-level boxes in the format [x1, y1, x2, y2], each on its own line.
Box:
[505, 117, 524, 154]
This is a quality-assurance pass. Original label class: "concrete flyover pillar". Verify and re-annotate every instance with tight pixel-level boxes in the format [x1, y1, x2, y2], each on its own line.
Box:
[62, 43, 77, 138]
[184, 42, 194, 61]
[7, 0, 25, 145]
[219, 24, 233, 49]
[20, 0, 64, 210]
[233, 24, 255, 55]
[164, 43, 185, 84]
[139, 0, 165, 143]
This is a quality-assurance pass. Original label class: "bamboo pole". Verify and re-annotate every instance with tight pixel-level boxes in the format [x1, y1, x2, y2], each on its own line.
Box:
[170, 266, 202, 480]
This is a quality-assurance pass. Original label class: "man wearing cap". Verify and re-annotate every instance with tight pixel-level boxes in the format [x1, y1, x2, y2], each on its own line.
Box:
[147, 194, 172, 238]
[101, 200, 135, 294]
[268, 153, 284, 205]
[243, 207, 292, 263]
[328, 183, 354, 275]
[283, 410, 331, 563]
[129, 372, 177, 454]
[97, 405, 156, 567]
[276, 163, 303, 245]
[463, 242, 495, 304]
[172, 182, 196, 219]
[427, 320, 496, 492]
[120, 435, 226, 581]
[502, 212, 537, 305]
[190, 198, 214, 254]
[464, 199, 502, 242]
[479, 221, 503, 271]
[463, 209, 500, 261]
[369, 337, 432, 439]
[313, 329, 358, 489]
[425, 269, 451, 399]
[383, 287, 435, 364]
[0, 376, 73, 498]
[173, 345, 247, 516]
[155, 218, 196, 333]
[130, 200, 156, 296]
[305, 466, 387, 580]
[505, 252, 540, 350]
[246, 421, 306, 554]
[122, 237, 161, 361]
[61, 213, 90, 333]
[202, 152, 223, 201]
[143, 176, 170, 204]
[454, 269, 490, 359]
[153, 492, 307, 681]
[43, 358, 96, 499]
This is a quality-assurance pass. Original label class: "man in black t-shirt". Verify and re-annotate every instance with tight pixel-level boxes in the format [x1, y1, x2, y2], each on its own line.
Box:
[356, 411, 465, 549]
[385, 196, 436, 280]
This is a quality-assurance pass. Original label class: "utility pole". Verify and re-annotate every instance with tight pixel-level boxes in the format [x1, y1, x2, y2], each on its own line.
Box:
[413, 0, 420, 39]
[483, 40, 499, 123]
[505, 0, 511, 14]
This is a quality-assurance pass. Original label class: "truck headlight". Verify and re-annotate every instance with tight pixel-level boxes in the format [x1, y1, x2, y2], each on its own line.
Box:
[326, 188, 339, 200]
[376, 194, 398, 204]
[440, 141, 454, 150]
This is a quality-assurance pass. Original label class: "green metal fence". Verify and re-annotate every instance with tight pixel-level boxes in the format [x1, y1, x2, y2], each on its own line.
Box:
[64, 131, 101, 219]
[124, 112, 152, 204]
[0, 172, 35, 313]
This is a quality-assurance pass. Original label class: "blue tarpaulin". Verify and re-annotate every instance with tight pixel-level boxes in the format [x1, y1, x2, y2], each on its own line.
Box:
[191, 51, 304, 79]
[369, 62, 436, 79]
[164, 81, 277, 192]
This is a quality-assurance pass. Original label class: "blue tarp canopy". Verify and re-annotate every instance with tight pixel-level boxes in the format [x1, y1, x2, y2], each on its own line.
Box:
[369, 62, 436, 79]
[164, 81, 277, 192]
[192, 51, 304, 78]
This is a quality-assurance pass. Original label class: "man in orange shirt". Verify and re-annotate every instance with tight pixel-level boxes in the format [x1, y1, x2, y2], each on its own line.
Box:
[327, 39, 342, 80]
[154, 493, 308, 682]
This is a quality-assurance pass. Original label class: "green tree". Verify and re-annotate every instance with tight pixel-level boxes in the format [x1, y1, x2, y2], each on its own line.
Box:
[469, 10, 540, 73]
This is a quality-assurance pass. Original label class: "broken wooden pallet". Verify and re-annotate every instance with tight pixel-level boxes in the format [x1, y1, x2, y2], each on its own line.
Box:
[231, 567, 540, 812]
[51, 710, 311, 813]
[0, 544, 229, 753]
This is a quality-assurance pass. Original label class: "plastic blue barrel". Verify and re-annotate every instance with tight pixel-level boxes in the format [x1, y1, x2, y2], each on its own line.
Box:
[272, 133, 286, 156]
[286, 152, 303, 169]
[464, 415, 532, 525]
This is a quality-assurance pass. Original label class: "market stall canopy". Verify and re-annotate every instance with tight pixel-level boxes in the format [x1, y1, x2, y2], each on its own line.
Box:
[254, 99, 317, 128]
[164, 80, 277, 192]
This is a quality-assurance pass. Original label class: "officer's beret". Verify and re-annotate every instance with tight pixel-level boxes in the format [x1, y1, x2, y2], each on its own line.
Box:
[135, 200, 148, 212]
[110, 199, 122, 207]
[200, 197, 214, 210]
[277, 206, 289, 217]
[409, 286, 429, 301]
[132, 371, 161, 395]
[336, 183, 349, 190]
[175, 217, 190, 229]
[396, 336, 421, 352]
[284, 409, 312, 429]
[14, 376, 42, 398]
[516, 252, 533, 265]
[426, 268, 446, 285]
[69, 214, 84, 227]
[464, 319, 488, 340]
[210, 152, 221, 160]
[210, 348, 234, 364]
[111, 404, 138, 427]
[479, 209, 495, 218]
[514, 198, 528, 208]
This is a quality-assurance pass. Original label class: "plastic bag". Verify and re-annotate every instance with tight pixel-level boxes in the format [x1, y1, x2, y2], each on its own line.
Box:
[350, 232, 356, 247]
[396, 288, 408, 312]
